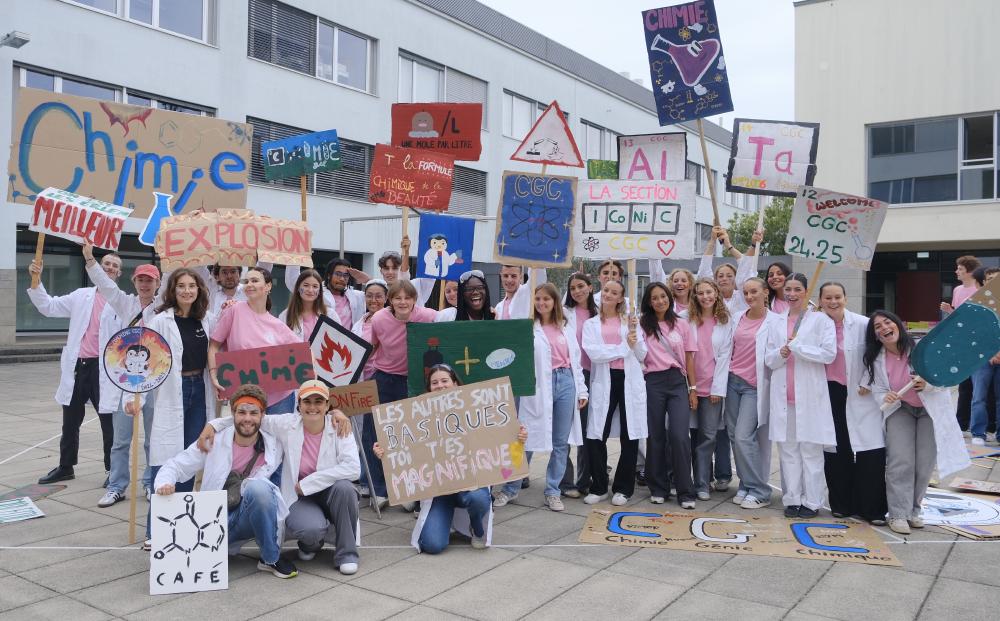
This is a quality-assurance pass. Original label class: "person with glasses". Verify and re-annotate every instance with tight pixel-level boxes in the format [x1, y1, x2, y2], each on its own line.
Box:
[435, 270, 495, 321]
[279, 268, 328, 341]
[286, 260, 366, 329]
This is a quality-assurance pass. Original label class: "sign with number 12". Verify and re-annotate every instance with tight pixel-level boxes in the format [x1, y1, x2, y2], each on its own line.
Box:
[785, 186, 887, 270]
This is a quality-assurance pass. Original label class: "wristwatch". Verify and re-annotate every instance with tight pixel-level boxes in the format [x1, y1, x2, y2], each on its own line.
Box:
[687, 385, 697, 392]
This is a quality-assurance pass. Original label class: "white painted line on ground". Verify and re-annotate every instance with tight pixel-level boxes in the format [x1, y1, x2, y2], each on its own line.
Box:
[0, 416, 98, 466]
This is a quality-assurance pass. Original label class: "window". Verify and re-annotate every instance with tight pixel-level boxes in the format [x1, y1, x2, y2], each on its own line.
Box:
[699, 168, 718, 199]
[871, 124, 914, 156]
[446, 68, 488, 129]
[686, 161, 703, 195]
[129, 0, 206, 40]
[580, 120, 619, 161]
[449, 167, 487, 215]
[69, 0, 117, 13]
[19, 67, 118, 101]
[398, 54, 443, 103]
[318, 22, 372, 91]
[126, 91, 214, 116]
[961, 115, 995, 200]
[502, 91, 568, 140]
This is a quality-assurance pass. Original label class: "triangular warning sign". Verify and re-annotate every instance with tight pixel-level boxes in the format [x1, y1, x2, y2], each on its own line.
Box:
[510, 101, 584, 168]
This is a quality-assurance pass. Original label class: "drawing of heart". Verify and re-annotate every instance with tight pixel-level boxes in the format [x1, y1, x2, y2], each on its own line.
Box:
[501, 467, 513, 478]
[657, 240, 676, 256]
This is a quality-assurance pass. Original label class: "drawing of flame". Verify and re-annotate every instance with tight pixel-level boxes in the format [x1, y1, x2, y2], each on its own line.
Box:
[317, 332, 352, 380]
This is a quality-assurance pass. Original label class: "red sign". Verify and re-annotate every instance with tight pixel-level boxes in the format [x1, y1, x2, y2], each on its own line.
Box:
[369, 144, 455, 210]
[391, 103, 483, 161]
[214, 343, 314, 400]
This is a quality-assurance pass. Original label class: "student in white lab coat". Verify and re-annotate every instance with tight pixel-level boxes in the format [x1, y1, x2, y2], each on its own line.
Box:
[648, 261, 694, 318]
[495, 265, 546, 319]
[764, 273, 836, 519]
[863, 310, 970, 535]
[695, 227, 763, 317]
[434, 270, 496, 322]
[286, 260, 366, 328]
[765, 261, 792, 313]
[583, 280, 647, 506]
[818, 283, 887, 525]
[278, 268, 328, 341]
[494, 283, 588, 511]
[560, 272, 599, 497]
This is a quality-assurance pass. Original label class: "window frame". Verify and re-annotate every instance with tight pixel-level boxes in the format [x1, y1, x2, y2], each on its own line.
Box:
[397, 52, 445, 103]
[61, 0, 216, 45]
[316, 19, 376, 94]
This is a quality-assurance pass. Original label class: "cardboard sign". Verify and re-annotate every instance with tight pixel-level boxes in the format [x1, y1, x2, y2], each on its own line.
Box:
[785, 186, 887, 270]
[308, 315, 372, 388]
[579, 508, 900, 566]
[587, 159, 619, 180]
[406, 320, 536, 397]
[939, 523, 1000, 540]
[417, 213, 475, 280]
[919, 489, 1000, 526]
[575, 179, 697, 260]
[261, 129, 341, 181]
[371, 378, 528, 505]
[642, 1, 734, 124]
[617, 133, 688, 181]
[726, 119, 820, 197]
[155, 210, 312, 271]
[391, 103, 483, 161]
[29, 187, 132, 250]
[150, 491, 228, 595]
[0, 497, 45, 524]
[369, 144, 455, 210]
[510, 101, 583, 167]
[494, 171, 577, 267]
[950, 478, 1000, 495]
[8, 88, 252, 220]
[328, 381, 380, 416]
[103, 327, 172, 394]
[214, 342, 315, 400]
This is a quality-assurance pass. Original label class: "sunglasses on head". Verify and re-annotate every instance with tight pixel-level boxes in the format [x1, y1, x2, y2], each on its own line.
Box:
[459, 270, 484, 284]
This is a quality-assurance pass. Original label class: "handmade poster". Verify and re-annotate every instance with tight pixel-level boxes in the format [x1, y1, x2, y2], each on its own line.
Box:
[261, 129, 341, 181]
[214, 342, 314, 400]
[968, 444, 1000, 459]
[103, 327, 172, 394]
[579, 508, 900, 567]
[494, 171, 577, 267]
[587, 159, 619, 180]
[29, 187, 132, 250]
[391, 103, 483, 161]
[0, 484, 66, 502]
[371, 378, 528, 505]
[785, 186, 888, 270]
[950, 478, 1000, 495]
[939, 523, 1000, 541]
[0, 497, 45, 524]
[308, 315, 372, 388]
[912, 275, 1000, 387]
[328, 381, 380, 416]
[642, 1, 734, 124]
[406, 320, 536, 397]
[8, 88, 252, 221]
[575, 179, 697, 260]
[918, 489, 1000, 526]
[510, 101, 584, 167]
[617, 133, 687, 182]
[154, 210, 312, 271]
[726, 119, 820, 196]
[150, 491, 228, 595]
[368, 144, 455, 210]
[417, 213, 475, 280]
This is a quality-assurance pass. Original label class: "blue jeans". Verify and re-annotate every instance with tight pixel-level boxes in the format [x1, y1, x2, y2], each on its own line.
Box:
[724, 373, 771, 502]
[366, 370, 408, 498]
[229, 479, 282, 564]
[267, 393, 295, 415]
[418, 488, 491, 554]
[502, 368, 576, 498]
[970, 363, 1000, 439]
[108, 395, 153, 494]
[715, 429, 733, 481]
[693, 397, 724, 494]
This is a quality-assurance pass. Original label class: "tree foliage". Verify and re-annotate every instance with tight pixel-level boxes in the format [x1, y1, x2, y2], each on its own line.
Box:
[726, 197, 793, 256]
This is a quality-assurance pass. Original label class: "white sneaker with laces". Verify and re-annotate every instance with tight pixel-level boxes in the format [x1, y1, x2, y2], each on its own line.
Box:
[374, 496, 389, 509]
[681, 500, 696, 509]
[493, 491, 513, 507]
[732, 489, 748, 505]
[583, 493, 609, 505]
[740, 495, 770, 510]
[889, 518, 911, 535]
[338, 562, 358, 575]
[471, 535, 487, 549]
[97, 490, 123, 508]
[545, 495, 565, 511]
[298, 549, 316, 561]
[611, 493, 628, 506]
[908, 516, 925, 529]
[697, 491, 711, 501]
[972, 437, 986, 446]
[650, 496, 665, 504]
[713, 479, 731, 492]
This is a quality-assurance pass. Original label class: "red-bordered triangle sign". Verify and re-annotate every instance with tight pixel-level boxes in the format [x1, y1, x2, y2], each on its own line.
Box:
[510, 101, 584, 168]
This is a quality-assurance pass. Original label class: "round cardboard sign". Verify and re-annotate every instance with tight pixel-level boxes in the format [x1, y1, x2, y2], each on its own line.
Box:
[103, 326, 172, 394]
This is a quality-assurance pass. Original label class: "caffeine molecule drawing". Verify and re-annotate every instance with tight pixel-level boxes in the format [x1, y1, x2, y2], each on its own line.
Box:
[153, 494, 227, 568]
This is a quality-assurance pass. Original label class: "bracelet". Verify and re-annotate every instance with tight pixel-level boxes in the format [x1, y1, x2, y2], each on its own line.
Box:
[724, 245, 734, 253]
[687, 385, 697, 392]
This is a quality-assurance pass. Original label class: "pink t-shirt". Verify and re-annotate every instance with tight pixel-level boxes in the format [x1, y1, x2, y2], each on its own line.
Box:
[574, 306, 592, 371]
[78, 293, 107, 358]
[601, 317, 625, 370]
[300, 313, 318, 343]
[885, 351, 922, 408]
[645, 319, 695, 375]
[771, 297, 789, 314]
[731, 314, 766, 387]
[359, 317, 376, 380]
[674, 300, 688, 314]
[501, 296, 512, 320]
[212, 302, 300, 403]
[826, 320, 848, 385]
[786, 315, 797, 404]
[694, 317, 717, 397]
[231, 442, 265, 476]
[952, 284, 978, 309]
[543, 323, 570, 369]
[332, 293, 353, 327]
[298, 429, 322, 480]
[369, 306, 438, 375]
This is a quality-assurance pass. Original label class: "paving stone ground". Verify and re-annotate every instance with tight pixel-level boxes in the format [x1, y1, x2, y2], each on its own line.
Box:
[1, 361, 998, 620]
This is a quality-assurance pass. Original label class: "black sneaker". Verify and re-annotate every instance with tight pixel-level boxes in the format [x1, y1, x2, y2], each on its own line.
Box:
[635, 470, 647, 486]
[798, 507, 818, 519]
[258, 557, 298, 579]
[783, 505, 801, 518]
[38, 466, 74, 484]
[520, 477, 530, 489]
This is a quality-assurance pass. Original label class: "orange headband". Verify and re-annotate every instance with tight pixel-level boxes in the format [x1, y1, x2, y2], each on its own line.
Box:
[233, 395, 265, 412]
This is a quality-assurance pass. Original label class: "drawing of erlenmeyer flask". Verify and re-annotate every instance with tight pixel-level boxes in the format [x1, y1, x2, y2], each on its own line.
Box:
[649, 34, 720, 87]
[852, 232, 874, 260]
[139, 192, 175, 246]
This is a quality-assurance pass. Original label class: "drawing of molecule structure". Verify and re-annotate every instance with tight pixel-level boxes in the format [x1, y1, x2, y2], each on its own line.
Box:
[153, 494, 227, 568]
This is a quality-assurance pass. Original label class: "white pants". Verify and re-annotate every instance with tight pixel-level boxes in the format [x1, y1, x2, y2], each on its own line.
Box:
[777, 403, 826, 510]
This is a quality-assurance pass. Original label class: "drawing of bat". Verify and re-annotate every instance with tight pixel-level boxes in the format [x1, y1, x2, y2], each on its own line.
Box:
[100, 102, 154, 136]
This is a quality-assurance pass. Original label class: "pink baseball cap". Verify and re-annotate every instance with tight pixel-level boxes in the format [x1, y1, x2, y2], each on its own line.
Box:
[133, 265, 161, 280]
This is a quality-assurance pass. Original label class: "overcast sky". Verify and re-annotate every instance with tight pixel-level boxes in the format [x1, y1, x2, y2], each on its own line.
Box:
[477, 0, 796, 127]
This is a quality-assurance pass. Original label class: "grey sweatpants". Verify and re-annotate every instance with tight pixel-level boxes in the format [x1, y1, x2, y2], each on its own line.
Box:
[884, 403, 936, 520]
[285, 479, 360, 565]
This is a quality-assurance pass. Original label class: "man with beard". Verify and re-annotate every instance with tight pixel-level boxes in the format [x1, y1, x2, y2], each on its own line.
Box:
[154, 384, 297, 579]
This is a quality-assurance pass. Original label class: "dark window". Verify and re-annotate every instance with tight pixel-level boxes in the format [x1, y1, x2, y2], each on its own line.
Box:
[869, 174, 957, 204]
[449, 166, 487, 215]
[871, 124, 914, 156]
[248, 0, 315, 76]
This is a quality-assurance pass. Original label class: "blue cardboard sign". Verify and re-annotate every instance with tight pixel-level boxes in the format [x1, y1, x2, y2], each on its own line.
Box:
[417, 213, 475, 281]
[261, 129, 341, 181]
[493, 171, 577, 267]
[642, 1, 734, 124]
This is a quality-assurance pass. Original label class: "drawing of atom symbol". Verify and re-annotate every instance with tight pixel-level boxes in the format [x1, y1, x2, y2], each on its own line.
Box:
[153, 494, 227, 567]
[509, 202, 566, 246]
[583, 237, 600, 252]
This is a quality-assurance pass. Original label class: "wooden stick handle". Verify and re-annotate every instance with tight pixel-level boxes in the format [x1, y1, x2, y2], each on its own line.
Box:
[439, 280, 447, 310]
[628, 258, 638, 316]
[528, 268, 537, 320]
[299, 175, 308, 221]
[696, 118, 721, 227]
[880, 378, 917, 412]
[31, 233, 45, 288]
[128, 392, 141, 544]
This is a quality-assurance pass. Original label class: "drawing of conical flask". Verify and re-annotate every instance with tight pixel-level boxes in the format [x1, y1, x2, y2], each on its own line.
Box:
[139, 192, 175, 246]
[649, 34, 720, 87]
[852, 232, 874, 261]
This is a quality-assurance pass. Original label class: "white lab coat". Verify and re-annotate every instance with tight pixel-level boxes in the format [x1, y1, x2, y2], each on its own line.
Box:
[867, 351, 970, 478]
[687, 315, 736, 398]
[837, 311, 885, 452]
[154, 426, 287, 553]
[285, 265, 366, 327]
[764, 311, 837, 444]
[411, 492, 494, 552]
[731, 309, 785, 430]
[495, 268, 546, 319]
[144, 308, 217, 466]
[583, 316, 648, 441]
[520, 322, 588, 451]
[696, 254, 757, 317]
[399, 270, 436, 308]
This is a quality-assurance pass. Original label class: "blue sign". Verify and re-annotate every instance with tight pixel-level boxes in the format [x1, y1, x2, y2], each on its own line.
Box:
[493, 172, 576, 267]
[417, 213, 475, 281]
[642, 1, 734, 125]
[261, 129, 341, 181]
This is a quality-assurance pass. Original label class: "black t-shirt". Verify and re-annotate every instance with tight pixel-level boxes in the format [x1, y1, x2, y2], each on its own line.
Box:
[174, 315, 208, 372]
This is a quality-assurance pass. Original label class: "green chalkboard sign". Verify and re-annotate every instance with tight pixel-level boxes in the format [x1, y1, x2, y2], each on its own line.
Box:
[406, 320, 536, 397]
[587, 159, 619, 180]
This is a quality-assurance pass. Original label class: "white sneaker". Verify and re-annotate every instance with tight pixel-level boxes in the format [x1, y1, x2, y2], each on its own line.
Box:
[650, 496, 665, 504]
[670, 488, 677, 497]
[545, 495, 565, 511]
[740, 496, 770, 510]
[697, 491, 711, 501]
[401, 501, 417, 512]
[732, 490, 748, 505]
[713, 479, 731, 492]
[889, 518, 911, 535]
[908, 516, 925, 529]
[97, 490, 123, 508]
[144, 487, 152, 502]
[470, 535, 487, 549]
[493, 491, 514, 508]
[338, 562, 358, 575]
[972, 437, 986, 446]
[611, 493, 628, 506]
[359, 485, 371, 498]
[583, 493, 609, 505]
[681, 500, 696, 510]
[297, 548, 316, 561]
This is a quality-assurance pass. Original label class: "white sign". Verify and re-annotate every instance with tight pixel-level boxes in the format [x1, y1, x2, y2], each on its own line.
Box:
[29, 187, 132, 250]
[726, 119, 820, 197]
[0, 497, 44, 523]
[510, 101, 584, 167]
[574, 179, 696, 260]
[785, 186, 887, 271]
[308, 315, 373, 388]
[617, 132, 687, 182]
[150, 491, 228, 595]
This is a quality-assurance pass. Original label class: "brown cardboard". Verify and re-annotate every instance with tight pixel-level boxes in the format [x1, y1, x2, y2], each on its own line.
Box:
[949, 477, 1000, 495]
[328, 381, 380, 416]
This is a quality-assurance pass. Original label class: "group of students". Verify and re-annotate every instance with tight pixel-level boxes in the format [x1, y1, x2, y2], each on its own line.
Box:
[25, 226, 975, 578]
